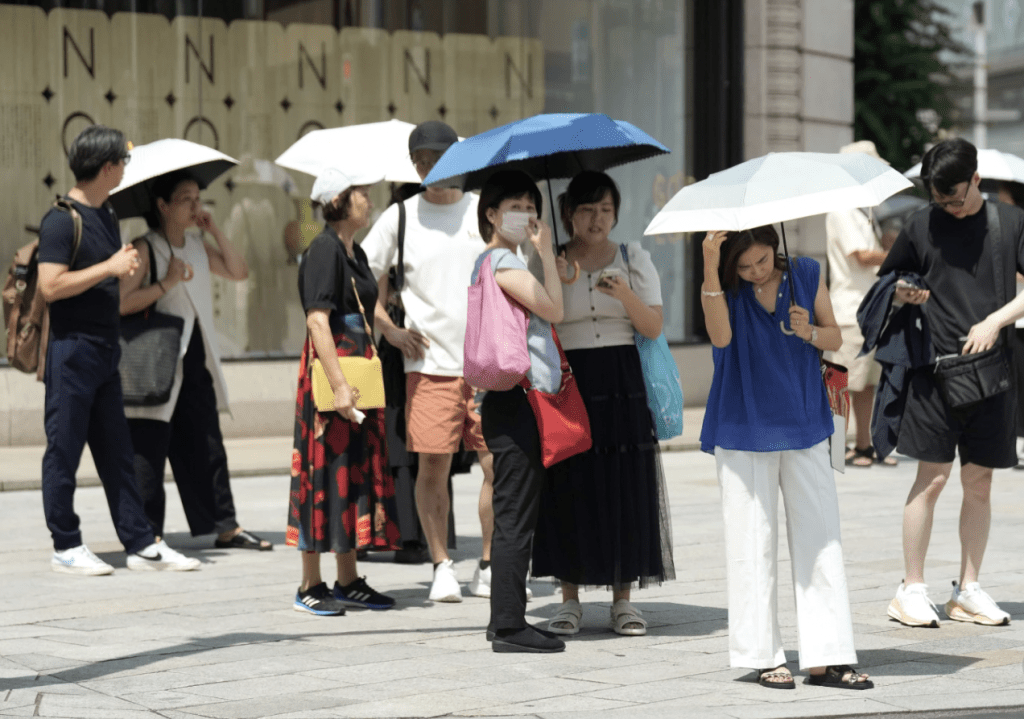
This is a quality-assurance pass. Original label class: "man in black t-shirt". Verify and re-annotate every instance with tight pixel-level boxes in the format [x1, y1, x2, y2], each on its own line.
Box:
[37, 125, 199, 575]
[879, 138, 1024, 629]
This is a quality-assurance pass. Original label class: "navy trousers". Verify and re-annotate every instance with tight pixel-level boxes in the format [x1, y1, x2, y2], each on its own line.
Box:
[41, 334, 154, 553]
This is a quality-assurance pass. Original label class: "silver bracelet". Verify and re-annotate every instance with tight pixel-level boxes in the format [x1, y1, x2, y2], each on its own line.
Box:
[701, 289, 725, 297]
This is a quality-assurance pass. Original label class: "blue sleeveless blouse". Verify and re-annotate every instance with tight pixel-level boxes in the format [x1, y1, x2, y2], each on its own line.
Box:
[700, 256, 833, 453]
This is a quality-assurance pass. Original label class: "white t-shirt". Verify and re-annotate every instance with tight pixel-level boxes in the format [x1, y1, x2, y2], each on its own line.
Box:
[826, 208, 882, 326]
[361, 193, 483, 377]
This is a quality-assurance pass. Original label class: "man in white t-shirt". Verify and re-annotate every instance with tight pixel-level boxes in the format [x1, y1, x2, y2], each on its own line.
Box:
[824, 141, 894, 468]
[362, 121, 494, 603]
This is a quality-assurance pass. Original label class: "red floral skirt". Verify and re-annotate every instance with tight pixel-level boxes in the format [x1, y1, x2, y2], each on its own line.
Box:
[286, 319, 400, 554]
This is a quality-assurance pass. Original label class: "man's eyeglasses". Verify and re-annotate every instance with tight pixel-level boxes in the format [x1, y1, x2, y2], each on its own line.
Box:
[120, 152, 132, 166]
[931, 185, 969, 209]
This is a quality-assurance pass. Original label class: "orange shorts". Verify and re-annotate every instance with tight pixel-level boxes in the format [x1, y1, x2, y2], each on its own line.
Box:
[405, 372, 486, 454]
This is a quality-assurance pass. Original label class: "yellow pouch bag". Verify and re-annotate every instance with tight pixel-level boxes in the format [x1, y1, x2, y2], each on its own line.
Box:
[309, 277, 386, 413]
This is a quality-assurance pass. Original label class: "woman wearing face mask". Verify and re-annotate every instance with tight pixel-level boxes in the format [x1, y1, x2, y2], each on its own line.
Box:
[120, 170, 267, 561]
[528, 170, 674, 637]
[700, 226, 871, 690]
[472, 170, 568, 652]
[287, 168, 401, 616]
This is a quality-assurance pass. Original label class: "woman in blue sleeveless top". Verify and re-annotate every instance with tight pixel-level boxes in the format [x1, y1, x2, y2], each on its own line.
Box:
[700, 226, 872, 691]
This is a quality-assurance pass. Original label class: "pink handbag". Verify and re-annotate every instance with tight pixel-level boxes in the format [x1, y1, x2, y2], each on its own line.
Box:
[463, 252, 531, 391]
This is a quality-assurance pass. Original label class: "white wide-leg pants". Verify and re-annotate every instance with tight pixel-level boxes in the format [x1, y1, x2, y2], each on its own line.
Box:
[715, 440, 857, 670]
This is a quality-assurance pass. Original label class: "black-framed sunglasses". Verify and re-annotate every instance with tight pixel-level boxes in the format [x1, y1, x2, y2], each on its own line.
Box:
[931, 184, 970, 209]
[119, 152, 131, 166]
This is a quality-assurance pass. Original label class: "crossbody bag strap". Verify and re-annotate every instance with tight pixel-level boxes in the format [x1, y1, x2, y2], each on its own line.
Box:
[350, 277, 378, 359]
[987, 202, 1009, 347]
[619, 243, 634, 290]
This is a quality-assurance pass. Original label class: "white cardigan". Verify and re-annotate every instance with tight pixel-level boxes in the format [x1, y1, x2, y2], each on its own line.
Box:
[123, 229, 230, 423]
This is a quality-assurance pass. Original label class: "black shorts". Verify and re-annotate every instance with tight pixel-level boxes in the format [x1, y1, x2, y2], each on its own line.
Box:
[897, 366, 1017, 468]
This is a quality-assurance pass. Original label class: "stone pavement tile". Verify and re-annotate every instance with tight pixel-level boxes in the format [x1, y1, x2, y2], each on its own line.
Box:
[951, 660, 1024, 684]
[926, 648, 1024, 671]
[297, 655, 474, 684]
[854, 659, 975, 686]
[179, 673, 348, 701]
[113, 690, 211, 711]
[164, 655, 339, 685]
[2, 655, 79, 673]
[880, 688, 1024, 712]
[460, 677, 607, 704]
[176, 690, 362, 719]
[309, 691, 504, 718]
[561, 661, 687, 686]
[722, 696, 901, 719]
[907, 634, 1022, 655]
[580, 677, 727, 703]
[864, 673, 1001, 699]
[453, 694, 633, 716]
[79, 670, 207, 696]
[357, 674, 486, 699]
[531, 701, 738, 719]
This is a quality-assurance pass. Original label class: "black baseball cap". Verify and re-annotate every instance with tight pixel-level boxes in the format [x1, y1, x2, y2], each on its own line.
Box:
[409, 121, 458, 153]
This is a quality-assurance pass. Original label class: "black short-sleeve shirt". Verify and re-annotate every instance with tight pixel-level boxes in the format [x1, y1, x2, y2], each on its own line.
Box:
[880, 201, 1024, 355]
[37, 200, 122, 342]
[298, 227, 379, 335]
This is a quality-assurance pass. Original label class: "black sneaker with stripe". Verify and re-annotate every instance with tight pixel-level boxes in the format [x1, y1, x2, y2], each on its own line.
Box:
[294, 582, 347, 616]
[333, 576, 396, 610]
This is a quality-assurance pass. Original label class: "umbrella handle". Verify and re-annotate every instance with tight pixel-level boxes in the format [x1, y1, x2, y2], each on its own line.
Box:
[780, 320, 796, 336]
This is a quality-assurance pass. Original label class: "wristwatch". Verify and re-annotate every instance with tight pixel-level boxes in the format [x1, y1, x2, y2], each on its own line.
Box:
[808, 326, 818, 344]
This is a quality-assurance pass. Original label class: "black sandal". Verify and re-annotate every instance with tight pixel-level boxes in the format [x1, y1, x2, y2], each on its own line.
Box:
[757, 667, 795, 690]
[214, 529, 273, 551]
[846, 446, 874, 468]
[807, 664, 873, 690]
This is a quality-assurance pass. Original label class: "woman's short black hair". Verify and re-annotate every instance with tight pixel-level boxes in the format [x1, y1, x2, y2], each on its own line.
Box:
[920, 138, 978, 197]
[315, 188, 355, 223]
[478, 170, 543, 241]
[144, 170, 200, 229]
[558, 171, 621, 237]
[68, 125, 128, 182]
[719, 225, 788, 292]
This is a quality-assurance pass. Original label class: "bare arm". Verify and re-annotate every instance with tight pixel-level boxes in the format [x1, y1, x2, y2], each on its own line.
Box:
[306, 309, 358, 421]
[373, 270, 429, 360]
[700, 231, 731, 348]
[119, 240, 193, 315]
[788, 271, 842, 352]
[199, 212, 248, 280]
[39, 244, 139, 303]
[494, 219, 564, 324]
[596, 277, 663, 339]
[849, 248, 887, 267]
[963, 289, 1024, 354]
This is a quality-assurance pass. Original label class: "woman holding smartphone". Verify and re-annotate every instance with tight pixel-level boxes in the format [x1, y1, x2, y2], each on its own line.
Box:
[529, 171, 674, 637]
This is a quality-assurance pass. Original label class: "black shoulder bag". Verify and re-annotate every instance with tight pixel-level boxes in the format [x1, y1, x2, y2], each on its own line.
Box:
[932, 203, 1013, 408]
[119, 239, 186, 406]
[379, 201, 408, 405]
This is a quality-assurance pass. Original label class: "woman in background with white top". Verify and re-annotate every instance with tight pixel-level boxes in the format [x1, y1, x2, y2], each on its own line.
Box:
[530, 171, 675, 637]
[120, 170, 269, 556]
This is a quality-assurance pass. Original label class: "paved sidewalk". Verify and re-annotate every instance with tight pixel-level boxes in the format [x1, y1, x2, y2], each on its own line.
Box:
[2, 451, 1024, 718]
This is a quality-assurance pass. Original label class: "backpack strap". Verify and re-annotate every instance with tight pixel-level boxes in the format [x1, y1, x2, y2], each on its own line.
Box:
[986, 201, 1011, 347]
[395, 200, 406, 291]
[52, 196, 82, 268]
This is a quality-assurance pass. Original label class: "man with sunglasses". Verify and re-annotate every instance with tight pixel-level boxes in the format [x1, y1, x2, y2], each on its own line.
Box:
[36, 125, 199, 576]
[879, 138, 1024, 628]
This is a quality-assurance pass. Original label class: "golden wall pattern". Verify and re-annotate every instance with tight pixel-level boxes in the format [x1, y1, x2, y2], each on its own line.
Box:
[0, 5, 544, 356]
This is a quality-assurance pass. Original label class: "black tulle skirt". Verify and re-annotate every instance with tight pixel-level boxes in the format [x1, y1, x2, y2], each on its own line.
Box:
[531, 344, 675, 589]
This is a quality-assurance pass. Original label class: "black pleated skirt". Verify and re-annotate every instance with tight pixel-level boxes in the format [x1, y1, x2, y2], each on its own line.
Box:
[531, 344, 675, 589]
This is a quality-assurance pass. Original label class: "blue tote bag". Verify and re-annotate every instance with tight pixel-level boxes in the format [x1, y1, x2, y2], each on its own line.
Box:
[620, 245, 684, 440]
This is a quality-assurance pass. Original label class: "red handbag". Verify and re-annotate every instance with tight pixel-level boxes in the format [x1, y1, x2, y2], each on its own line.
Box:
[521, 326, 593, 468]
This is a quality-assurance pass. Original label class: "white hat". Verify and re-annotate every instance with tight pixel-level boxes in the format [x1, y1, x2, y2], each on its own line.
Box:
[310, 167, 384, 205]
[840, 140, 890, 165]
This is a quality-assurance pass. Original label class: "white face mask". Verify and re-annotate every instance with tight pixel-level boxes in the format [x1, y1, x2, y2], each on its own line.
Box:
[497, 210, 535, 244]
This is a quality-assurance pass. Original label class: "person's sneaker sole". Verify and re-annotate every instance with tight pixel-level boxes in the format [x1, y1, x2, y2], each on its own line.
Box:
[429, 592, 463, 603]
[887, 600, 939, 628]
[127, 557, 201, 572]
[50, 562, 113, 576]
[293, 600, 346, 616]
[944, 600, 1010, 626]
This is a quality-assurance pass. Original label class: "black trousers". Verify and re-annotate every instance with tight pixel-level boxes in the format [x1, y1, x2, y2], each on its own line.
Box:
[127, 325, 238, 538]
[41, 334, 154, 553]
[481, 388, 546, 631]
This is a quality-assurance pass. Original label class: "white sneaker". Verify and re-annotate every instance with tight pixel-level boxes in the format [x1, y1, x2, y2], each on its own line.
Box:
[888, 581, 940, 627]
[467, 563, 533, 601]
[51, 545, 114, 576]
[428, 559, 463, 602]
[945, 581, 1010, 626]
[127, 540, 201, 572]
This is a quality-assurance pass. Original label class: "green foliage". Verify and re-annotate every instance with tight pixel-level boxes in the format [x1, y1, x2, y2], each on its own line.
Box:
[854, 0, 968, 170]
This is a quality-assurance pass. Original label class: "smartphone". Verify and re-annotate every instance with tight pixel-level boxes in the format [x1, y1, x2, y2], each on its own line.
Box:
[597, 267, 624, 286]
[895, 278, 921, 290]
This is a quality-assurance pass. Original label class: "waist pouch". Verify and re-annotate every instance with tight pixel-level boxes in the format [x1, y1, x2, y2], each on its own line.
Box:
[933, 346, 1011, 408]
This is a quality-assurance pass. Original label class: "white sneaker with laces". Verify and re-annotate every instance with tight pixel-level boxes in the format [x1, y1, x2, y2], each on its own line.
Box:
[945, 581, 1010, 626]
[51, 545, 114, 576]
[127, 540, 201, 572]
[467, 563, 533, 600]
[429, 559, 463, 602]
[887, 581, 940, 627]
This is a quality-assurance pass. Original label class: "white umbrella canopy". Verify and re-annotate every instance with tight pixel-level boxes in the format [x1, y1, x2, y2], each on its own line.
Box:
[905, 148, 1024, 183]
[109, 139, 238, 220]
[275, 119, 424, 184]
[644, 151, 913, 235]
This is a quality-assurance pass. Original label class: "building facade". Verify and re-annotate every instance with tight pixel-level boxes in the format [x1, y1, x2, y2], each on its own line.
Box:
[0, 0, 854, 444]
